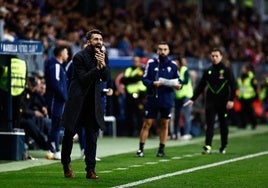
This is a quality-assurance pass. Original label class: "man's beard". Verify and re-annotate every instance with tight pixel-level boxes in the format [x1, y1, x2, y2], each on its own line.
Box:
[159, 55, 167, 61]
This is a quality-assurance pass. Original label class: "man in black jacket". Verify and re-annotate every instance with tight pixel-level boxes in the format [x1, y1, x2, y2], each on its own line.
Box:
[61, 29, 110, 179]
[184, 48, 237, 154]
[20, 76, 51, 151]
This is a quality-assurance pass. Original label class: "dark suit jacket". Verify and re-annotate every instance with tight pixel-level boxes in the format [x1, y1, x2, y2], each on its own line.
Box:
[61, 46, 110, 132]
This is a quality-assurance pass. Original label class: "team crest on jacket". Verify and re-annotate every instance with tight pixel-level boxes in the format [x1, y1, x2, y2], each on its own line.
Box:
[219, 69, 225, 79]
[167, 66, 171, 72]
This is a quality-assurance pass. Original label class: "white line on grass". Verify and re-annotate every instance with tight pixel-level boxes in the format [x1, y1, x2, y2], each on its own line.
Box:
[111, 151, 268, 188]
[114, 168, 128, 171]
[171, 156, 182, 160]
[158, 159, 170, 162]
[129, 165, 143, 168]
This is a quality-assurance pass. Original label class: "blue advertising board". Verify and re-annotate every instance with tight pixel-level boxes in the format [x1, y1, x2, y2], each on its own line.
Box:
[0, 40, 43, 54]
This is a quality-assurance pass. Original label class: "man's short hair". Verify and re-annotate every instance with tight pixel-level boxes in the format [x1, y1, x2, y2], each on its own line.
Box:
[53, 45, 67, 57]
[210, 47, 223, 55]
[157, 41, 169, 46]
[86, 29, 103, 40]
[173, 54, 183, 65]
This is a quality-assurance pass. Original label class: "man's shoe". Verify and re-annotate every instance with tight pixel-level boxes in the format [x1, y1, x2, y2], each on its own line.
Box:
[202, 145, 211, 154]
[156, 151, 165, 157]
[219, 147, 226, 154]
[136, 150, 144, 157]
[64, 166, 75, 178]
[86, 171, 99, 179]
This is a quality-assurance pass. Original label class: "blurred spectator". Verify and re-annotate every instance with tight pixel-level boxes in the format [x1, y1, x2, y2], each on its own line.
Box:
[259, 74, 268, 123]
[172, 55, 194, 140]
[121, 55, 146, 137]
[44, 45, 69, 160]
[237, 64, 258, 129]
[0, 56, 27, 130]
[19, 76, 52, 151]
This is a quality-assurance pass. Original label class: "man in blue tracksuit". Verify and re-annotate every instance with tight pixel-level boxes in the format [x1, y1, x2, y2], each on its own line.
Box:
[45, 45, 69, 160]
[136, 41, 182, 157]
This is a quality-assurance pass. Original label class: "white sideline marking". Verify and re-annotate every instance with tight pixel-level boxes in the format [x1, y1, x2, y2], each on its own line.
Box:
[112, 151, 268, 188]
[129, 165, 143, 168]
[99, 170, 113, 173]
[183, 154, 194, 158]
[171, 156, 182, 160]
[158, 159, 170, 162]
[114, 168, 128, 171]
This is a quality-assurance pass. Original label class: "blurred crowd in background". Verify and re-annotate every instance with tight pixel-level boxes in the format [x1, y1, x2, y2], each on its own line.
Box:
[0, 0, 267, 65]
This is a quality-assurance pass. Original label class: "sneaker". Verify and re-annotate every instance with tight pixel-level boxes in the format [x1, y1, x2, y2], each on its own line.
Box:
[136, 150, 144, 157]
[156, 151, 165, 157]
[180, 134, 193, 140]
[95, 157, 101, 161]
[202, 145, 211, 154]
[64, 166, 75, 178]
[219, 147, 226, 154]
[53, 151, 61, 160]
[45, 151, 54, 160]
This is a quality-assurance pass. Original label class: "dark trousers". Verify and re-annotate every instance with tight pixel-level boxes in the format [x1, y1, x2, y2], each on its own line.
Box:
[48, 116, 61, 152]
[239, 99, 257, 129]
[61, 126, 99, 172]
[78, 127, 86, 150]
[20, 117, 51, 150]
[205, 103, 228, 148]
[125, 95, 144, 136]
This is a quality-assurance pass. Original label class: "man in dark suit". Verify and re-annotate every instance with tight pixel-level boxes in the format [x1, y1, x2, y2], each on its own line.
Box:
[60, 29, 110, 179]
